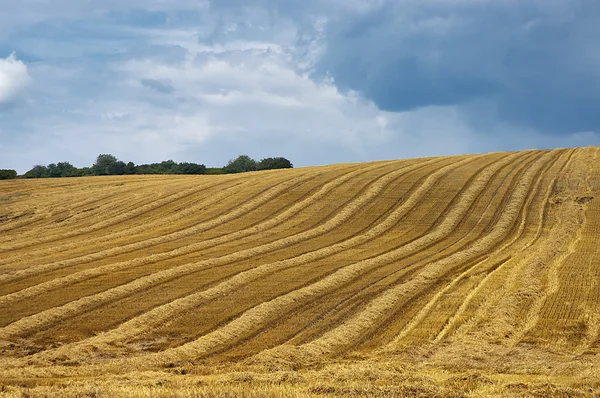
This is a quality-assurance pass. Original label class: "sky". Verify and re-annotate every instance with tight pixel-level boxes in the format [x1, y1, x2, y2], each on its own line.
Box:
[1, 0, 599, 173]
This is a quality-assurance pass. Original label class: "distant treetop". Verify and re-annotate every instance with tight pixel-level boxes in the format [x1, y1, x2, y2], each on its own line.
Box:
[0, 169, 17, 180]
[257, 157, 293, 170]
[16, 153, 292, 179]
[223, 155, 258, 174]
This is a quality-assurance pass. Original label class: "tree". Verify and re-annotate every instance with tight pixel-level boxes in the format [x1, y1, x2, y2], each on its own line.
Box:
[47, 163, 62, 178]
[23, 162, 80, 178]
[0, 169, 17, 180]
[92, 154, 125, 175]
[178, 162, 206, 175]
[257, 157, 293, 171]
[223, 155, 257, 174]
[113, 161, 126, 175]
[23, 165, 49, 178]
[158, 160, 178, 174]
[123, 162, 136, 175]
[205, 167, 225, 175]
[55, 161, 78, 177]
[44, 161, 78, 178]
[78, 167, 93, 176]
[134, 164, 157, 174]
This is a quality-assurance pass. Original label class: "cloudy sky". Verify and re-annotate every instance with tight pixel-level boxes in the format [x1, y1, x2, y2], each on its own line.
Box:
[1, 0, 599, 173]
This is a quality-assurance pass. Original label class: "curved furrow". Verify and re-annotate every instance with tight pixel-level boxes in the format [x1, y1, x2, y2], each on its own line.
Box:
[0, 179, 158, 237]
[0, 160, 432, 348]
[348, 150, 564, 349]
[0, 157, 437, 341]
[0, 175, 196, 237]
[139, 161, 409, 261]
[38, 157, 456, 343]
[0, 183, 128, 237]
[0, 172, 299, 268]
[2, 148, 594, 383]
[0, 212, 43, 235]
[17, 170, 317, 252]
[0, 168, 329, 277]
[3, 155, 472, 365]
[215, 150, 547, 359]
[0, 178, 196, 248]
[513, 148, 597, 350]
[386, 149, 572, 346]
[76, 151, 526, 367]
[0, 175, 195, 239]
[0, 208, 43, 235]
[253, 150, 559, 360]
[0, 176, 247, 255]
[0, 184, 215, 260]
[0, 161, 398, 309]
[0, 180, 250, 276]
[431, 149, 577, 344]
[0, 169, 320, 283]
[576, 150, 600, 354]
[438, 149, 583, 346]
[0, 177, 245, 276]
[251, 151, 546, 353]
[0, 162, 407, 325]
[244, 150, 552, 360]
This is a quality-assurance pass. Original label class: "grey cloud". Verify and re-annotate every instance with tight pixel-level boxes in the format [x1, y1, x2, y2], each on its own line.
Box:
[313, 0, 600, 135]
[141, 78, 175, 94]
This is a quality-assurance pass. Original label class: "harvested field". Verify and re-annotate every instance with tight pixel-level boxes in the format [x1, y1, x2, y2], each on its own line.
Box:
[1, 147, 600, 397]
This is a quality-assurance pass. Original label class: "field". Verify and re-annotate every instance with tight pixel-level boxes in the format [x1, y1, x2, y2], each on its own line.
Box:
[1, 147, 599, 397]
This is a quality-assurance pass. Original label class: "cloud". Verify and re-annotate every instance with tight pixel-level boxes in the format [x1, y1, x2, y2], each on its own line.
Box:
[0, 17, 391, 173]
[107, 41, 392, 165]
[0, 53, 32, 104]
[141, 78, 174, 94]
[1, 0, 599, 174]
[314, 0, 600, 135]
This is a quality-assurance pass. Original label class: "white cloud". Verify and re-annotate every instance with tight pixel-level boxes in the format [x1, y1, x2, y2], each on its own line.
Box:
[0, 53, 32, 104]
[111, 34, 390, 157]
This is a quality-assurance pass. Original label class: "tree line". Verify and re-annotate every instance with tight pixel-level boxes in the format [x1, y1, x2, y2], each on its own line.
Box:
[0, 154, 292, 180]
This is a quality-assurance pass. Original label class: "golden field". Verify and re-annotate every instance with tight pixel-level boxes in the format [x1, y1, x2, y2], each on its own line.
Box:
[0, 147, 599, 397]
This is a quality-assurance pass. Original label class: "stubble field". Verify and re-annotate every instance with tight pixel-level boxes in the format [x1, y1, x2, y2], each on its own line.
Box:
[1, 147, 599, 397]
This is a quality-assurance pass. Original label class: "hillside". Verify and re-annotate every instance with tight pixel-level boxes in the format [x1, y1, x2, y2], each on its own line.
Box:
[0, 147, 599, 397]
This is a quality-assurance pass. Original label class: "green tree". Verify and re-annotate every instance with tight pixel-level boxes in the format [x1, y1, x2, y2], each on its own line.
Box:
[223, 155, 257, 174]
[0, 169, 17, 180]
[178, 162, 206, 175]
[46, 163, 62, 178]
[92, 154, 125, 175]
[23, 162, 80, 178]
[123, 161, 136, 175]
[23, 165, 49, 178]
[55, 161, 78, 177]
[113, 161, 126, 175]
[134, 164, 155, 174]
[257, 157, 293, 171]
[205, 167, 224, 175]
[158, 160, 178, 174]
[77, 167, 93, 176]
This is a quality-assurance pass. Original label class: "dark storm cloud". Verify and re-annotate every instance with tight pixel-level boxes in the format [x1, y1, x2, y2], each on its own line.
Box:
[315, 0, 600, 134]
